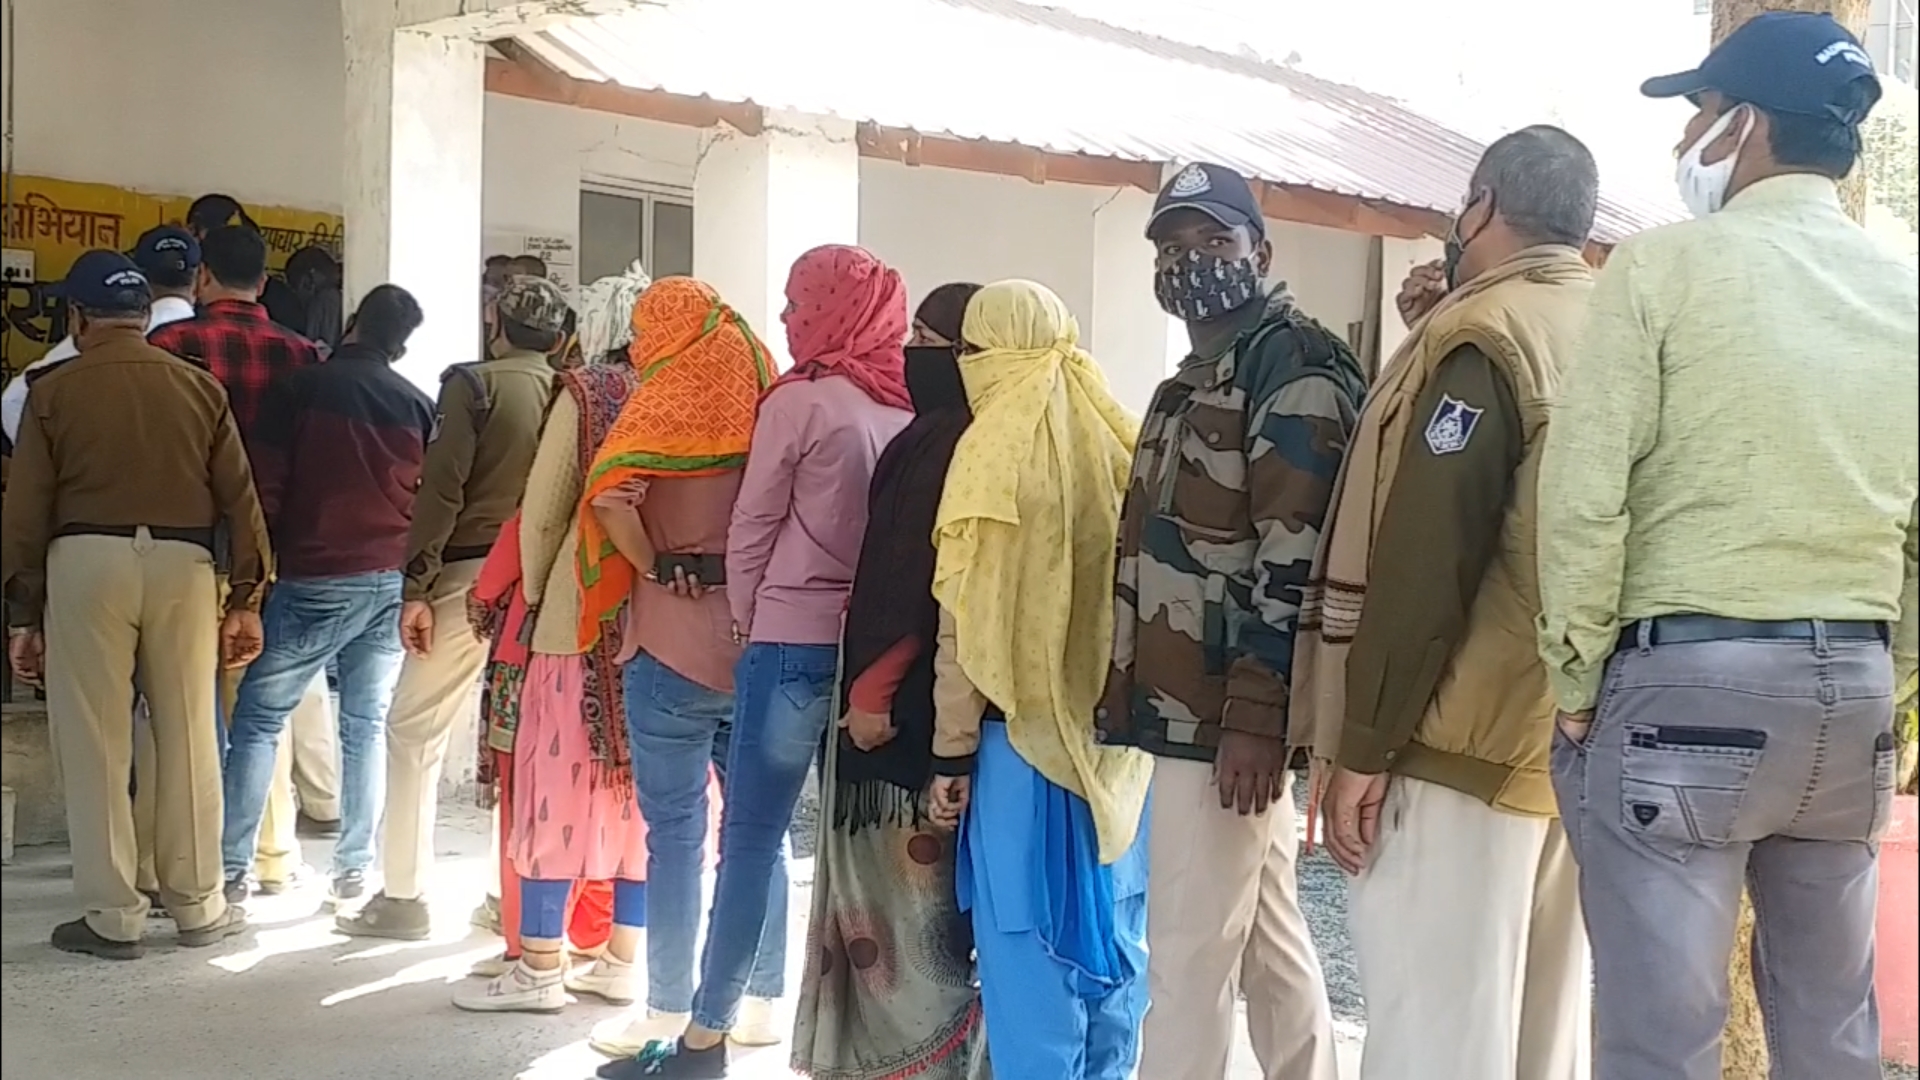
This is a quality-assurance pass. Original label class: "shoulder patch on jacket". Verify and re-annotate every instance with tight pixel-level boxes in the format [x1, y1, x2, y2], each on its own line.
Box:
[1424, 395, 1484, 455]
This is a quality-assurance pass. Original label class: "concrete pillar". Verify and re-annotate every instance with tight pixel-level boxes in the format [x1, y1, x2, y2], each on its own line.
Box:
[692, 110, 861, 372]
[341, 2, 485, 390]
[1087, 184, 1182, 416]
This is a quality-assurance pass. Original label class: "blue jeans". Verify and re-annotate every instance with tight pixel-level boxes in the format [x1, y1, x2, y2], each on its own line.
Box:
[691, 642, 836, 1030]
[221, 572, 404, 879]
[625, 650, 787, 1015]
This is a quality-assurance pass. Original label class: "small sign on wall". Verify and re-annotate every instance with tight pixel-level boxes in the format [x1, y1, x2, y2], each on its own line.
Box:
[2, 249, 33, 285]
[485, 232, 578, 299]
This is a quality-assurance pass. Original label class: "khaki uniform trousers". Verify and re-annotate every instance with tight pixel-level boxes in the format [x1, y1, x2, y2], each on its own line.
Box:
[45, 532, 227, 941]
[1140, 759, 1341, 1080]
[1348, 776, 1591, 1080]
[379, 559, 488, 901]
[134, 682, 333, 890]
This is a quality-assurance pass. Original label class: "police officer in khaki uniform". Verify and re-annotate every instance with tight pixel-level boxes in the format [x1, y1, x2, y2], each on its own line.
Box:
[340, 274, 564, 938]
[3, 250, 271, 960]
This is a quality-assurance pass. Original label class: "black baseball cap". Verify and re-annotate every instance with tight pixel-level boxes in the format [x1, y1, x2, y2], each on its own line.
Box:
[1148, 162, 1266, 239]
[55, 250, 153, 311]
[1642, 12, 1882, 124]
[130, 225, 202, 279]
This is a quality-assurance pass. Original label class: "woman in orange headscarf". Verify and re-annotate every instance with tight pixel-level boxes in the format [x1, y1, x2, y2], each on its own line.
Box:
[571, 278, 795, 1060]
[454, 277, 768, 1019]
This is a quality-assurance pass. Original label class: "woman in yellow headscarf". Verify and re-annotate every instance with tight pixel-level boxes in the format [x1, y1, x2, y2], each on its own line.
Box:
[924, 279, 1154, 1079]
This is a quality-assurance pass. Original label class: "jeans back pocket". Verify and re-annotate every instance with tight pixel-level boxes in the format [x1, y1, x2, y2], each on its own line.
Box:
[1618, 723, 1767, 863]
[1869, 729, 1899, 845]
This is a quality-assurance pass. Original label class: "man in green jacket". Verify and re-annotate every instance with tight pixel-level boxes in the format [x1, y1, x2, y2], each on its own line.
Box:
[1537, 17, 1915, 1080]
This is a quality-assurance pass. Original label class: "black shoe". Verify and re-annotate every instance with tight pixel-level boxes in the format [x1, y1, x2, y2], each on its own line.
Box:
[597, 1038, 728, 1079]
[329, 869, 367, 903]
[296, 811, 342, 840]
[50, 918, 145, 961]
[178, 905, 249, 948]
[222, 876, 249, 905]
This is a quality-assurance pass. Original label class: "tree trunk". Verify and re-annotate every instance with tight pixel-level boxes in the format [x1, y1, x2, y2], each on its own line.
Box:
[1703, 5, 1870, 1074]
[1714, 0, 1873, 221]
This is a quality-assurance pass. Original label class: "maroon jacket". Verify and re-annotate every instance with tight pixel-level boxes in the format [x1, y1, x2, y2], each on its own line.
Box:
[250, 344, 436, 579]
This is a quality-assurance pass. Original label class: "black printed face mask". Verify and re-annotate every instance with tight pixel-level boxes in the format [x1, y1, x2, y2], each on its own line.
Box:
[1153, 249, 1262, 322]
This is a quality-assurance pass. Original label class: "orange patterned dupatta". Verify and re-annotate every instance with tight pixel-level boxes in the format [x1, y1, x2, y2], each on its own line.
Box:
[575, 277, 772, 647]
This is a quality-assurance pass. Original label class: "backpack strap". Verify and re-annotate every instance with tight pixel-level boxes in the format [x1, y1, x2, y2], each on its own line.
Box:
[1236, 309, 1369, 407]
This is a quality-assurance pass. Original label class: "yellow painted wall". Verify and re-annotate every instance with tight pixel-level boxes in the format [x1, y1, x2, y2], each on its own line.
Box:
[2, 174, 343, 380]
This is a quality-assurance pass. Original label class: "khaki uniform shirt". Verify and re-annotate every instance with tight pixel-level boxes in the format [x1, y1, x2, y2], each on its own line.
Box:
[403, 349, 555, 601]
[1, 326, 271, 623]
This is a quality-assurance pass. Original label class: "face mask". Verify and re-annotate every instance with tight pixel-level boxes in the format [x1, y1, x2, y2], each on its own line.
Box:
[903, 344, 967, 415]
[1443, 220, 1469, 292]
[1442, 193, 1488, 291]
[1154, 249, 1262, 322]
[1676, 107, 1752, 219]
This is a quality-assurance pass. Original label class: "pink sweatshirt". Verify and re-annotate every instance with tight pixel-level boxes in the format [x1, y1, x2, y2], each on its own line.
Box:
[727, 375, 912, 645]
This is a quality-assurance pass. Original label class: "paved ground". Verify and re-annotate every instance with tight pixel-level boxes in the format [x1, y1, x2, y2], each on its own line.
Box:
[1, 802, 1361, 1080]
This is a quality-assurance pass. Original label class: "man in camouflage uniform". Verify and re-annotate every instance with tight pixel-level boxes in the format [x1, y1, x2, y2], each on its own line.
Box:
[1099, 162, 1364, 1080]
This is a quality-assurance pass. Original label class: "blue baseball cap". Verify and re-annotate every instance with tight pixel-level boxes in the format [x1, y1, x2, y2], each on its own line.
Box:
[56, 250, 153, 312]
[130, 225, 201, 279]
[1148, 162, 1267, 239]
[1642, 12, 1882, 124]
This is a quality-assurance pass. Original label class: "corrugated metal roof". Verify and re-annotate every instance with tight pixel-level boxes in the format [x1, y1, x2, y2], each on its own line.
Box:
[514, 0, 1683, 243]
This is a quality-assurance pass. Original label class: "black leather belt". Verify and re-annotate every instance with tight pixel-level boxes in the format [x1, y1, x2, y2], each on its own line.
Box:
[1620, 615, 1888, 650]
[55, 523, 216, 553]
[442, 544, 494, 564]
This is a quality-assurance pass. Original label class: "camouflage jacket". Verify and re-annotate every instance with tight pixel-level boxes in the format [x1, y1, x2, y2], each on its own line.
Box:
[1109, 289, 1366, 763]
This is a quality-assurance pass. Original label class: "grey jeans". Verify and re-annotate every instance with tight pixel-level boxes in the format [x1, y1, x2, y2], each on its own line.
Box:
[1552, 627, 1898, 1080]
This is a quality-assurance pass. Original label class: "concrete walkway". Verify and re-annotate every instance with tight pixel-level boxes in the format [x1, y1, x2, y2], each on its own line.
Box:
[1, 804, 1358, 1080]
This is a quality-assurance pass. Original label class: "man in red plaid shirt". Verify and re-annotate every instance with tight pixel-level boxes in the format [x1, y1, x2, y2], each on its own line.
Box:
[150, 226, 322, 451]
[149, 223, 327, 892]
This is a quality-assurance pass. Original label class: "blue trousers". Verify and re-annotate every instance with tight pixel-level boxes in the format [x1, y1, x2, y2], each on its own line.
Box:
[962, 723, 1149, 1079]
[690, 642, 836, 1030]
[623, 649, 787, 1016]
[221, 572, 404, 878]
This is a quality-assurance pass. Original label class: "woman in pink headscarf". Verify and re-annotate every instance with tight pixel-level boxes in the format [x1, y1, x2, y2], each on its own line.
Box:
[604, 245, 914, 1077]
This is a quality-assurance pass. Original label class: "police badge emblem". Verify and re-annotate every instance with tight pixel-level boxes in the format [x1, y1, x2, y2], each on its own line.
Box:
[1168, 163, 1212, 197]
[1424, 394, 1484, 456]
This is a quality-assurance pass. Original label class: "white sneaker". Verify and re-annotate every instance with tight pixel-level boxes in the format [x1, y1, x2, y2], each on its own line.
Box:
[590, 1009, 691, 1059]
[565, 957, 639, 1006]
[452, 959, 567, 1013]
[732, 996, 783, 1047]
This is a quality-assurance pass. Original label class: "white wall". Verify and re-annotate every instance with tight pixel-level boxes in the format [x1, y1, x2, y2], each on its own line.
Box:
[859, 160, 1104, 323]
[484, 96, 699, 242]
[1265, 217, 1370, 341]
[1, 0, 699, 253]
[3, 0, 347, 211]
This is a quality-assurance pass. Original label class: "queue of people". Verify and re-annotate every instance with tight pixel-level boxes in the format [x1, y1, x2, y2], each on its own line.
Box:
[0, 13, 1915, 1080]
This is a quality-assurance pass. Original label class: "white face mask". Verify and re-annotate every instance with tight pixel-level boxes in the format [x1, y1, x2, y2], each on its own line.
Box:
[1675, 107, 1753, 219]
